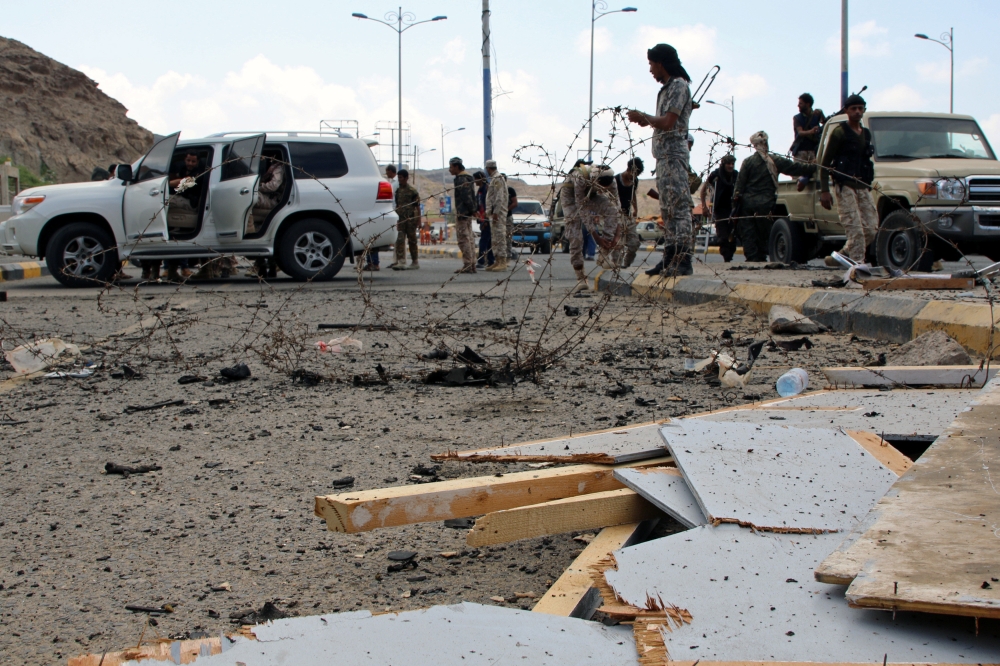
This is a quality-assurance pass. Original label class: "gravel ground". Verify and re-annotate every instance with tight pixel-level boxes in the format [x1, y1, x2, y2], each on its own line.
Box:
[0, 265, 902, 665]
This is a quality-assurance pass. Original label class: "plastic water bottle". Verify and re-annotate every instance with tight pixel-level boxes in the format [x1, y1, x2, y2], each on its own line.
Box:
[776, 368, 809, 397]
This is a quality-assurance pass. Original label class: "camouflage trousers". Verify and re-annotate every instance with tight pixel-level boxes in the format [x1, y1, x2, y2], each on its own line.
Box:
[394, 219, 420, 264]
[614, 218, 641, 267]
[656, 156, 693, 249]
[563, 209, 585, 271]
[490, 214, 508, 263]
[455, 216, 476, 268]
[834, 185, 878, 262]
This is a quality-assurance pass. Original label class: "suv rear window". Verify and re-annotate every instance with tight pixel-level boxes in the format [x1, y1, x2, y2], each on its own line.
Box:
[288, 142, 349, 179]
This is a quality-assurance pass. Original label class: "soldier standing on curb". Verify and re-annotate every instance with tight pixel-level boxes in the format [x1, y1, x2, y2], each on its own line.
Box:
[389, 169, 421, 270]
[560, 159, 591, 292]
[733, 131, 815, 262]
[448, 157, 478, 274]
[485, 160, 509, 272]
[819, 94, 878, 264]
[575, 165, 623, 271]
[626, 43, 695, 277]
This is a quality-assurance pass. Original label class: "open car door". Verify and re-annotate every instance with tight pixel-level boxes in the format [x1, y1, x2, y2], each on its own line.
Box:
[212, 134, 265, 243]
[123, 132, 179, 247]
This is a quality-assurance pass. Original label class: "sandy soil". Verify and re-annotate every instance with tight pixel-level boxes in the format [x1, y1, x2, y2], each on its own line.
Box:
[0, 269, 899, 665]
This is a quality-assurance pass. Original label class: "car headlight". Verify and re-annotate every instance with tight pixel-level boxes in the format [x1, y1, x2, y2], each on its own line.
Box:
[11, 194, 45, 216]
[916, 178, 966, 201]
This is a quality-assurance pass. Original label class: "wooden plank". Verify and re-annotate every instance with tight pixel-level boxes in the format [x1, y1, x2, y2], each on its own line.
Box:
[532, 521, 655, 618]
[828, 379, 1000, 618]
[824, 365, 998, 388]
[861, 276, 975, 291]
[466, 488, 661, 547]
[314, 456, 671, 533]
[844, 430, 913, 476]
[432, 392, 832, 463]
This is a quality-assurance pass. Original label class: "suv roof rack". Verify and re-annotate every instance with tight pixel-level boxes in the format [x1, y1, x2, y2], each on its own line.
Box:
[204, 130, 355, 138]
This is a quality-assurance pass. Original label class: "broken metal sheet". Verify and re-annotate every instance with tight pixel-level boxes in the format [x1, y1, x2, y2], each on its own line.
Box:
[661, 422, 897, 533]
[604, 524, 1000, 663]
[166, 602, 638, 665]
[613, 466, 706, 528]
[433, 423, 668, 464]
[693, 388, 975, 439]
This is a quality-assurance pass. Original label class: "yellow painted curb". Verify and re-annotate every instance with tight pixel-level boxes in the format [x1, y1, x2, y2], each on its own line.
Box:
[630, 273, 680, 301]
[913, 300, 1000, 357]
[727, 283, 815, 314]
[19, 262, 41, 279]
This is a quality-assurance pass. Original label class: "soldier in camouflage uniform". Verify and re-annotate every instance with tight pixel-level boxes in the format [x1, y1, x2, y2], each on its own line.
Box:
[627, 43, 694, 276]
[733, 131, 816, 262]
[448, 157, 478, 274]
[390, 169, 421, 270]
[575, 165, 623, 270]
[560, 160, 590, 291]
[484, 160, 509, 272]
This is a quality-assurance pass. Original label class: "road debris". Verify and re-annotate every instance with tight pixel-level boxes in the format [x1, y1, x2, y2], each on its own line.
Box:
[105, 462, 162, 476]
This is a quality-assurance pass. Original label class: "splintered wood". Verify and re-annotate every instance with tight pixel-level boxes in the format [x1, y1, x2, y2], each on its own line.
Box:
[823, 379, 1000, 618]
[532, 521, 652, 618]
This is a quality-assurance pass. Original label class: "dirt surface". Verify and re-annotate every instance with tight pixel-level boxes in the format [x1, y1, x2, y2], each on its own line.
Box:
[0, 257, 903, 665]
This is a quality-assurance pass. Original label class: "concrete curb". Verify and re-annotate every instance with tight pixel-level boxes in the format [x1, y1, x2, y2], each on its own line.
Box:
[625, 273, 999, 356]
[0, 261, 48, 282]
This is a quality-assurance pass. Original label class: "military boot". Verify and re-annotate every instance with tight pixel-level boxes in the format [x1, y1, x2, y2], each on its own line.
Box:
[485, 258, 508, 272]
[571, 267, 588, 293]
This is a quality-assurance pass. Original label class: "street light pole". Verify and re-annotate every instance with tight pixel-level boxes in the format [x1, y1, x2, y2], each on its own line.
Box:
[705, 97, 735, 155]
[352, 8, 447, 169]
[587, 2, 637, 161]
[415, 147, 435, 172]
[440, 125, 465, 187]
[915, 28, 954, 113]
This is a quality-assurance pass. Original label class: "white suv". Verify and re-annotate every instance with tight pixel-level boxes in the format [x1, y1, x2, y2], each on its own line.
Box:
[1, 131, 398, 286]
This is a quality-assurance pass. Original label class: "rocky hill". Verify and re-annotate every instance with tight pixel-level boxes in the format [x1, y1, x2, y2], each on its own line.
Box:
[0, 36, 153, 183]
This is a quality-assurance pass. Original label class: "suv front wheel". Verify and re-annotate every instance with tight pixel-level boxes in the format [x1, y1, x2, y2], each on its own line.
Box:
[876, 210, 934, 273]
[768, 218, 807, 264]
[275, 218, 347, 281]
[45, 222, 118, 287]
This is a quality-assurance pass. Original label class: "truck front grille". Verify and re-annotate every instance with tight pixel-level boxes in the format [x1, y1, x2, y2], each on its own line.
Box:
[978, 214, 1000, 227]
[968, 177, 1000, 203]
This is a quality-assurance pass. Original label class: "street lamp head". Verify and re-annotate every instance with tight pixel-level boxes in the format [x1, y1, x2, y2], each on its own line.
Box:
[457, 127, 466, 131]
[431, 15, 447, 20]
[622, 7, 637, 11]
[352, 12, 368, 19]
[915, 33, 929, 40]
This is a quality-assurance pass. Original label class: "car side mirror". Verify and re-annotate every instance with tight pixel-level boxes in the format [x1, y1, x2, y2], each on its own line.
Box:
[116, 164, 133, 182]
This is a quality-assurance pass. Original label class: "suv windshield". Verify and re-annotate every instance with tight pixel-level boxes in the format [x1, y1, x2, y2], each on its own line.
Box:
[869, 117, 996, 161]
[512, 201, 544, 215]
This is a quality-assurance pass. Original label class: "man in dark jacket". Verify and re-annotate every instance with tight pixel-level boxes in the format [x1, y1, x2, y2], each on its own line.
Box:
[701, 154, 738, 262]
[733, 131, 815, 261]
[448, 156, 478, 274]
[819, 94, 877, 263]
[474, 171, 492, 268]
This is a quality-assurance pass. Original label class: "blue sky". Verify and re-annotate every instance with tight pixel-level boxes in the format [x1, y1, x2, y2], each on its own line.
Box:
[5, 1, 998, 182]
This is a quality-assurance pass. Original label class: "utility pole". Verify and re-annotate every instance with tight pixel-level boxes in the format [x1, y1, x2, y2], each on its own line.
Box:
[840, 0, 848, 108]
[482, 0, 493, 163]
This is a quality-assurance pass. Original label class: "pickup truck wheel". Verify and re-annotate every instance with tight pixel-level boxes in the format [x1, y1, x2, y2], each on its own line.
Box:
[275, 218, 346, 281]
[561, 238, 570, 253]
[876, 211, 934, 273]
[539, 239, 552, 254]
[45, 222, 118, 287]
[767, 218, 807, 264]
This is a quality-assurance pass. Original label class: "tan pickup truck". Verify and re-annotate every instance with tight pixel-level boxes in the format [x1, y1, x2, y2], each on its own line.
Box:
[772, 111, 1000, 270]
